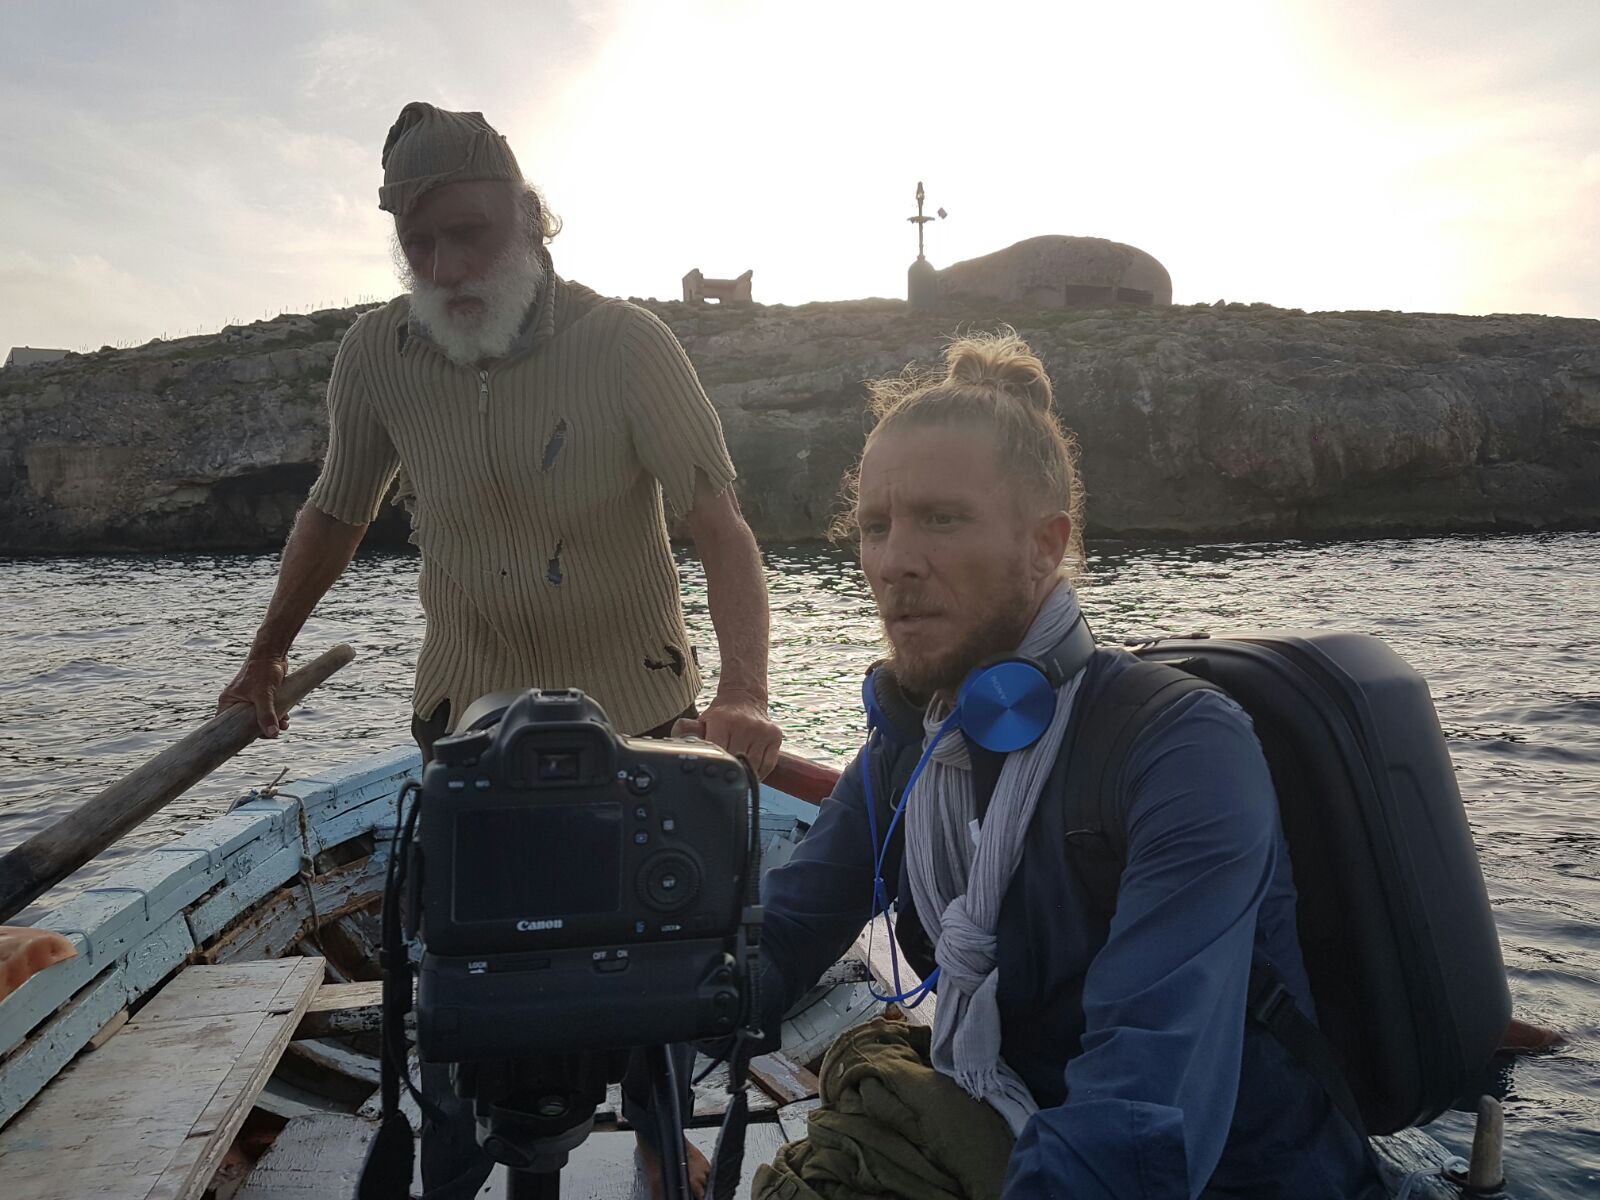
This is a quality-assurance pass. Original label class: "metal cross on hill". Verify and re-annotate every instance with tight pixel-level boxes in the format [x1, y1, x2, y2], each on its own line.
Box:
[907, 181, 946, 261]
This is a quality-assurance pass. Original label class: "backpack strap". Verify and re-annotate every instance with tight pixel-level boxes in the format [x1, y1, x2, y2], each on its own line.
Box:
[1062, 656, 1370, 1137]
[1246, 971, 1368, 1134]
[1063, 659, 1218, 923]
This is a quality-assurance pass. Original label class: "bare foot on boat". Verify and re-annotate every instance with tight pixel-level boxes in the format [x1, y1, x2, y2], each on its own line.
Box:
[637, 1134, 710, 1199]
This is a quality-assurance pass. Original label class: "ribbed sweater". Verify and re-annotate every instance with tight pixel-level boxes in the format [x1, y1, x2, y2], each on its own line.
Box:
[305, 274, 736, 736]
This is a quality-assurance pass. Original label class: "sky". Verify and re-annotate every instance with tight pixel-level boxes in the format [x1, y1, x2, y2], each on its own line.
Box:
[2, 0, 1597, 355]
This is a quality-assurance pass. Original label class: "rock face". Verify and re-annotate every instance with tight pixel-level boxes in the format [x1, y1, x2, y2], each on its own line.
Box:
[939, 236, 1173, 308]
[3, 298, 1598, 552]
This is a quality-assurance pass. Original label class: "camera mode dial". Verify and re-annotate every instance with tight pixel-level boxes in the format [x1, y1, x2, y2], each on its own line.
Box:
[636, 851, 701, 913]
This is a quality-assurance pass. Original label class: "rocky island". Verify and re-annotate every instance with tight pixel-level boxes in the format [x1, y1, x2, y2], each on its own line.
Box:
[2, 298, 1598, 552]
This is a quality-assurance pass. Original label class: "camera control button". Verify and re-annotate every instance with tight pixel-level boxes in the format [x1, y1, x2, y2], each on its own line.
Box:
[629, 767, 656, 794]
[447, 779, 465, 791]
[723, 766, 742, 784]
[434, 728, 491, 766]
[660, 816, 677, 835]
[633, 830, 650, 846]
[637, 851, 700, 911]
[474, 778, 491, 790]
[595, 957, 629, 973]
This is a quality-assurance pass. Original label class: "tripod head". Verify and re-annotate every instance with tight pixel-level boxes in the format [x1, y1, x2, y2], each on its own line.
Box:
[456, 1053, 625, 1175]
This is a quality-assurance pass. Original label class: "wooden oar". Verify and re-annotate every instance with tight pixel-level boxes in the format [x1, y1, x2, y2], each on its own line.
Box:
[763, 743, 1564, 1054]
[767, 749, 841, 804]
[0, 644, 356, 923]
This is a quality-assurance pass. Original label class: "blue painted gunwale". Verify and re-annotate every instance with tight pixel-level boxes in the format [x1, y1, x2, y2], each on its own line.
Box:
[0, 746, 421, 1126]
[0, 747, 823, 1129]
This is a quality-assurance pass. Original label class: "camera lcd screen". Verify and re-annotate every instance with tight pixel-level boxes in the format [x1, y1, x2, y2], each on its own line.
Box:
[452, 803, 623, 923]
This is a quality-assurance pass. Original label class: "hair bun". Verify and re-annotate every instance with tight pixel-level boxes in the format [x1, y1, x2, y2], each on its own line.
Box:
[942, 330, 1054, 411]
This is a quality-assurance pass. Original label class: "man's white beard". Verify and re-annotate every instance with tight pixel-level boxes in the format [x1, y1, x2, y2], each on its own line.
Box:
[405, 241, 547, 367]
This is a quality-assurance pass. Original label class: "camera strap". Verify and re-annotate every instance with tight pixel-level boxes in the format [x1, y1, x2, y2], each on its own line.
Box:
[705, 756, 769, 1200]
[705, 901, 765, 1200]
[359, 781, 425, 1200]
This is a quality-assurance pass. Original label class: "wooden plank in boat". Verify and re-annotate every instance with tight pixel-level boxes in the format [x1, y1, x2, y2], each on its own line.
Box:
[85, 1007, 129, 1050]
[1372, 1128, 1471, 1199]
[253, 1076, 342, 1121]
[814, 959, 871, 987]
[294, 979, 384, 1038]
[779, 979, 877, 1071]
[691, 1057, 779, 1121]
[1, 816, 301, 1057]
[185, 843, 302, 948]
[0, 957, 323, 1200]
[309, 794, 405, 852]
[748, 1052, 819, 1105]
[0, 913, 194, 1127]
[849, 921, 937, 1028]
[200, 848, 389, 964]
[757, 783, 822, 826]
[314, 906, 383, 980]
[282, 1038, 380, 1103]
[75, 847, 221, 920]
[776, 1097, 821, 1142]
[274, 750, 417, 842]
[164, 807, 293, 868]
[355, 1050, 421, 1128]
[188, 791, 400, 952]
[233, 1113, 376, 1199]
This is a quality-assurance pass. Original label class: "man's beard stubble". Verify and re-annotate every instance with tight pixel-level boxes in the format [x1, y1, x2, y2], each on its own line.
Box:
[399, 233, 547, 368]
[882, 576, 1036, 700]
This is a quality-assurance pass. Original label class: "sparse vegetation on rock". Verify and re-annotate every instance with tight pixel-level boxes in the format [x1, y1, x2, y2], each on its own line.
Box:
[2, 298, 1597, 552]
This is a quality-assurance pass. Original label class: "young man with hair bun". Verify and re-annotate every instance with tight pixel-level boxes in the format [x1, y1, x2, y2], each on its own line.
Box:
[749, 332, 1382, 1198]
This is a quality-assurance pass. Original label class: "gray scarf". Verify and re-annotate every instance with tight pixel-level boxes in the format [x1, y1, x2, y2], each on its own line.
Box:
[906, 580, 1085, 1134]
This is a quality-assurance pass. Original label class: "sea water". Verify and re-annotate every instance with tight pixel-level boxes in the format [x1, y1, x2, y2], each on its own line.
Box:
[1, 532, 1595, 1195]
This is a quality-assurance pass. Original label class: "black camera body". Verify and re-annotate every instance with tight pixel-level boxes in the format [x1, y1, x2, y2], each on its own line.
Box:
[409, 689, 753, 1062]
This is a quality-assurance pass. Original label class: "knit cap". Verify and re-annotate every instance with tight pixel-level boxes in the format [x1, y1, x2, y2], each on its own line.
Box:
[378, 102, 523, 215]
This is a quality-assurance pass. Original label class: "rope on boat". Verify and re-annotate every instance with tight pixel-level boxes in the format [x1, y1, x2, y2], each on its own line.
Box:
[295, 803, 329, 959]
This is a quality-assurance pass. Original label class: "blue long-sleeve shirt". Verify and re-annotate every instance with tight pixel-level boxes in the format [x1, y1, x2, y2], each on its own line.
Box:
[759, 648, 1380, 1199]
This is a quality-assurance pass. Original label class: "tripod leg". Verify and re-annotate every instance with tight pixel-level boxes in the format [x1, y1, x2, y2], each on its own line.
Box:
[507, 1167, 561, 1200]
[646, 1045, 691, 1200]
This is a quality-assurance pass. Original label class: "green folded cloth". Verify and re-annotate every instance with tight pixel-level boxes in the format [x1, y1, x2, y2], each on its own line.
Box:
[754, 1017, 1015, 1200]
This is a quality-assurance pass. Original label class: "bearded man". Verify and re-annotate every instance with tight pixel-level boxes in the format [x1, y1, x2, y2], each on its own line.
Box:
[739, 333, 1383, 1198]
[218, 102, 779, 1197]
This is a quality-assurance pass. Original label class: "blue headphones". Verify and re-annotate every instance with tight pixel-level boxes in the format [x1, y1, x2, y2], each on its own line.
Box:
[862, 611, 1094, 753]
[857, 612, 1095, 1007]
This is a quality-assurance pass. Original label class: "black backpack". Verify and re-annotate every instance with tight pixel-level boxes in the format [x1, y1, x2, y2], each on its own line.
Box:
[887, 631, 1510, 1136]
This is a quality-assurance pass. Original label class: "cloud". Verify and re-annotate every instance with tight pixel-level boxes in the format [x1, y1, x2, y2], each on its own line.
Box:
[1, 0, 1596, 355]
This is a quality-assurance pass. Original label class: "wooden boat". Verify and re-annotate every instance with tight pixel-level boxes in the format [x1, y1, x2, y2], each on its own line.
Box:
[0, 745, 1504, 1198]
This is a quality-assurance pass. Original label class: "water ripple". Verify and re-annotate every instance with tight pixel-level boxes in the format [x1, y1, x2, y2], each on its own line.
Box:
[0, 531, 1596, 1197]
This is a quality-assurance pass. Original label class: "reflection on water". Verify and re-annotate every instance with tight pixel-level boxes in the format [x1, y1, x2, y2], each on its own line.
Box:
[0, 532, 1596, 1196]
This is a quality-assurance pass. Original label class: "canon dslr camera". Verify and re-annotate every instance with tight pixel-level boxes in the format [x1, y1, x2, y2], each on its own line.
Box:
[407, 688, 758, 1062]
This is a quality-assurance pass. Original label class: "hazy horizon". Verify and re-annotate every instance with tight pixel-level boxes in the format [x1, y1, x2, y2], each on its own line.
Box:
[4, 0, 1598, 355]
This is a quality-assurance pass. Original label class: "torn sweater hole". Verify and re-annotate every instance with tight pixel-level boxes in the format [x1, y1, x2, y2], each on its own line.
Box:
[542, 419, 569, 471]
[643, 645, 686, 677]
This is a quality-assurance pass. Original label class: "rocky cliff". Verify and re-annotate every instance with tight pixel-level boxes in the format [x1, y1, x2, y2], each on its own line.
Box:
[3, 299, 1598, 552]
